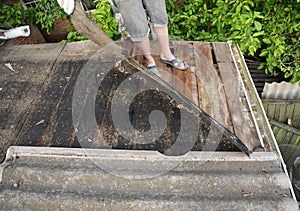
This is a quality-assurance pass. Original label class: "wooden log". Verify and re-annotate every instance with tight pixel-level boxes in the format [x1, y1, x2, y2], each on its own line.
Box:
[71, 0, 127, 59]
[71, 1, 113, 47]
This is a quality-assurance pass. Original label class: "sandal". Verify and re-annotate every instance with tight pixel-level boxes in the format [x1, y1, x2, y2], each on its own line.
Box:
[160, 58, 188, 70]
[147, 65, 161, 77]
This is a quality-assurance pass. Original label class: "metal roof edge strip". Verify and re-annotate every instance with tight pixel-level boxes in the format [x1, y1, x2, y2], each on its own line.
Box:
[228, 42, 298, 202]
[227, 41, 265, 151]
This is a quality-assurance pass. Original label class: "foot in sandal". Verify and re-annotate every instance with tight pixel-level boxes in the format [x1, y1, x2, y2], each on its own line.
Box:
[160, 57, 188, 70]
[147, 65, 161, 77]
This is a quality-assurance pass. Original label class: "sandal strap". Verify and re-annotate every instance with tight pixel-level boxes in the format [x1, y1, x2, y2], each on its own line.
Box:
[171, 58, 187, 68]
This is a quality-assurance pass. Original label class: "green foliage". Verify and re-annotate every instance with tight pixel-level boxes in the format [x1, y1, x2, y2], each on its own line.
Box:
[61, 30, 87, 42]
[62, 0, 119, 43]
[165, 0, 300, 85]
[1, 0, 299, 84]
[61, 24, 87, 43]
[0, 0, 67, 34]
[90, 0, 120, 40]
[34, 0, 68, 34]
[0, 3, 26, 26]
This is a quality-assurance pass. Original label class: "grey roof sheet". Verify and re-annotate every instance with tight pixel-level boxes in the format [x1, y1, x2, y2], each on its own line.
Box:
[0, 146, 298, 210]
[262, 81, 300, 100]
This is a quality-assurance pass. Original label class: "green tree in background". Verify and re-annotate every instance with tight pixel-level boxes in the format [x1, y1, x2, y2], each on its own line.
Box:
[166, 0, 300, 84]
[1, 0, 299, 84]
[0, 0, 67, 34]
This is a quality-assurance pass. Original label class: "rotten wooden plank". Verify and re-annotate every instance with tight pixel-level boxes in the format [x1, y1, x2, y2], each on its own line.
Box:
[212, 42, 260, 151]
[193, 42, 233, 132]
[171, 41, 193, 101]
[73, 46, 251, 155]
[0, 43, 66, 162]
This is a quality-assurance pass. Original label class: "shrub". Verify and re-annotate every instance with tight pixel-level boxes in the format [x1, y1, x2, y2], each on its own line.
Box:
[90, 0, 120, 40]
[166, 0, 300, 84]
[0, 0, 68, 34]
[62, 0, 120, 42]
[1, 0, 299, 84]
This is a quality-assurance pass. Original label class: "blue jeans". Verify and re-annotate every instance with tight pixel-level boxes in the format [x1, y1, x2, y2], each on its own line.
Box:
[113, 0, 168, 41]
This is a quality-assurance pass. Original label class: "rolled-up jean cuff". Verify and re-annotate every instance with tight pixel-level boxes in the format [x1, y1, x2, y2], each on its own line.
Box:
[130, 29, 150, 42]
[152, 23, 168, 28]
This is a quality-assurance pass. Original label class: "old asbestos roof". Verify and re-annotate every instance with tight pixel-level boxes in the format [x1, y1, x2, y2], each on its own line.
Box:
[0, 40, 298, 209]
[262, 81, 300, 100]
[0, 146, 298, 210]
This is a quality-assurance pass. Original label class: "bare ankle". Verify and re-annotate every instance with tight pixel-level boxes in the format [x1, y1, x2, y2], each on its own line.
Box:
[144, 55, 156, 67]
[160, 53, 175, 61]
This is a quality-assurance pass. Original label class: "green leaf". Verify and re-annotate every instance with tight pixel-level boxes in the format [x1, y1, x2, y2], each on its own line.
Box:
[249, 45, 256, 56]
[259, 51, 268, 57]
[253, 31, 265, 37]
[263, 38, 272, 44]
[254, 21, 262, 31]
[243, 5, 250, 11]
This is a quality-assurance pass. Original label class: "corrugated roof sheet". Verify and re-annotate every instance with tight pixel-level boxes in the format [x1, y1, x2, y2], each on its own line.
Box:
[262, 81, 300, 100]
[0, 146, 298, 210]
[246, 61, 287, 97]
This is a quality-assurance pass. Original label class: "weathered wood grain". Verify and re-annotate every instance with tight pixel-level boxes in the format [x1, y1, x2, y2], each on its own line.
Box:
[172, 41, 193, 101]
[212, 42, 260, 151]
[0, 43, 66, 161]
[0, 41, 256, 163]
[293, 104, 300, 128]
[193, 42, 233, 132]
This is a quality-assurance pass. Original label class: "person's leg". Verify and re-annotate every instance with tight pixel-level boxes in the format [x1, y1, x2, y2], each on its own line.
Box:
[134, 37, 156, 67]
[153, 26, 187, 70]
[114, 0, 156, 68]
[144, 0, 187, 70]
[153, 26, 174, 61]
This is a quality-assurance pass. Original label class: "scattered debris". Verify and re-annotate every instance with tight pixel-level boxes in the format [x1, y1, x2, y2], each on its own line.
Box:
[4, 63, 15, 73]
[35, 119, 45, 126]
[241, 191, 253, 198]
[176, 104, 184, 109]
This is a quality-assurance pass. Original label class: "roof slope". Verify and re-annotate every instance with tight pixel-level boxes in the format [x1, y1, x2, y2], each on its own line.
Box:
[0, 40, 298, 209]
